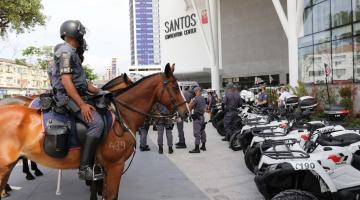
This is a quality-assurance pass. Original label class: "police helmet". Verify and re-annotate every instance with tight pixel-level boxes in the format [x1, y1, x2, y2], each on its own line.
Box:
[60, 20, 86, 40]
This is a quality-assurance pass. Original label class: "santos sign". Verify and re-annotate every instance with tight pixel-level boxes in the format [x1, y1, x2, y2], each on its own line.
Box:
[160, 0, 212, 73]
[164, 14, 197, 40]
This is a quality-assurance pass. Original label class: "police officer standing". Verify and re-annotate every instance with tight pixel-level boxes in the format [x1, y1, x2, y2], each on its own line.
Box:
[222, 83, 242, 141]
[189, 87, 207, 153]
[207, 89, 219, 118]
[257, 85, 268, 107]
[156, 103, 174, 154]
[175, 87, 193, 149]
[52, 20, 104, 180]
[139, 117, 151, 151]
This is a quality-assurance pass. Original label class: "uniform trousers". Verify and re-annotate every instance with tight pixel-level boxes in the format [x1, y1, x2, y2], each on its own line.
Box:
[176, 121, 186, 143]
[224, 111, 238, 139]
[193, 115, 206, 145]
[157, 123, 173, 147]
[139, 124, 150, 148]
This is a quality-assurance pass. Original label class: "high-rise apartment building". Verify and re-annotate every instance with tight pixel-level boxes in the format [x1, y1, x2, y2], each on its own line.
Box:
[111, 57, 117, 79]
[129, 0, 161, 76]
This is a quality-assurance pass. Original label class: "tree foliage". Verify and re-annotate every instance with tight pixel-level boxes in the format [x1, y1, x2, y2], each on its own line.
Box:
[22, 45, 53, 69]
[0, 0, 46, 37]
[83, 64, 98, 81]
[289, 81, 308, 97]
[14, 58, 27, 66]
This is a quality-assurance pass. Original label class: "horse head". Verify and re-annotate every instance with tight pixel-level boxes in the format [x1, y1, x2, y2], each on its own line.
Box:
[156, 63, 189, 120]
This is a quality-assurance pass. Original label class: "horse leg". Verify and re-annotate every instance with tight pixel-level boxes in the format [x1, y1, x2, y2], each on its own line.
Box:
[102, 161, 125, 200]
[31, 161, 43, 176]
[0, 162, 16, 200]
[22, 157, 35, 180]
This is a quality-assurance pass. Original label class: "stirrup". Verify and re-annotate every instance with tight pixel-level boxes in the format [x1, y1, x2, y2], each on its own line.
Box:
[92, 164, 105, 181]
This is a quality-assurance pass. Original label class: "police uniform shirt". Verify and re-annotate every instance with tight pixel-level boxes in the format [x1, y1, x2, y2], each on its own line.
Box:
[47, 61, 55, 86]
[192, 95, 206, 115]
[222, 92, 242, 111]
[183, 90, 193, 103]
[258, 92, 268, 102]
[156, 103, 170, 115]
[52, 43, 88, 105]
[208, 93, 217, 107]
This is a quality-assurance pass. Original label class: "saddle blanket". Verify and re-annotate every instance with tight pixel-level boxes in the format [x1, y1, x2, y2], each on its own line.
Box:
[29, 98, 114, 148]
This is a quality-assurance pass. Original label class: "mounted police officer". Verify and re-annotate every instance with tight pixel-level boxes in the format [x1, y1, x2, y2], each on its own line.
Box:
[52, 20, 104, 180]
[175, 86, 193, 149]
[189, 87, 207, 153]
[222, 83, 242, 141]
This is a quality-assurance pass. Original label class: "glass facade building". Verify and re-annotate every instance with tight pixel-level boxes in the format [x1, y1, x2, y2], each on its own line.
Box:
[129, 0, 161, 66]
[299, 0, 360, 84]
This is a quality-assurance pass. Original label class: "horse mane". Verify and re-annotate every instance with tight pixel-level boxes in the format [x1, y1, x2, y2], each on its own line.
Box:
[101, 74, 126, 90]
[112, 73, 162, 96]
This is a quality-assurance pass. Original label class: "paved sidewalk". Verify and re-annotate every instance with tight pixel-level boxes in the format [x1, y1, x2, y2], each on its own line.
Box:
[6, 146, 208, 200]
[148, 117, 263, 200]
[6, 115, 262, 200]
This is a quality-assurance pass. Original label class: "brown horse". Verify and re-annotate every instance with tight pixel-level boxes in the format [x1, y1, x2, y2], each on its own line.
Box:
[0, 73, 133, 199]
[0, 65, 188, 200]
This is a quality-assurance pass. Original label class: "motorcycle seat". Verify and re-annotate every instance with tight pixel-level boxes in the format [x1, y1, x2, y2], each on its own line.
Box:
[318, 133, 360, 147]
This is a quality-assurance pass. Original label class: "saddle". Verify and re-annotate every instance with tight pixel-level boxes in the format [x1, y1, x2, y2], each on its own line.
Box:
[30, 93, 114, 158]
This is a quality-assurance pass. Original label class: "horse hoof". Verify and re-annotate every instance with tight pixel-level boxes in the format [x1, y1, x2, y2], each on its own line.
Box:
[34, 170, 43, 176]
[1, 190, 10, 198]
[26, 173, 35, 180]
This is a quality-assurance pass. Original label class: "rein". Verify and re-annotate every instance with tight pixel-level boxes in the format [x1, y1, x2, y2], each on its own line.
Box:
[114, 99, 178, 119]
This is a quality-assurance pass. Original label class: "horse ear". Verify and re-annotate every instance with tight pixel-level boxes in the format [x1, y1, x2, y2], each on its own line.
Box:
[123, 73, 129, 84]
[171, 63, 175, 73]
[164, 63, 172, 77]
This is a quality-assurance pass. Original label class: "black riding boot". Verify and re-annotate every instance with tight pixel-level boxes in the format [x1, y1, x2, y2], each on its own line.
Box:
[189, 145, 200, 153]
[78, 136, 102, 181]
[200, 143, 206, 151]
[175, 142, 187, 149]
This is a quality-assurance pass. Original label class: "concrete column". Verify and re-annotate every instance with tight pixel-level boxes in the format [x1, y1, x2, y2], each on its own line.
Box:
[272, 0, 289, 38]
[209, 0, 221, 95]
[287, 0, 299, 87]
[272, 0, 299, 87]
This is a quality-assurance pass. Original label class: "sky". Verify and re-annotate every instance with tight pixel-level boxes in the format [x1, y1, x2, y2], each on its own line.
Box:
[0, 0, 130, 75]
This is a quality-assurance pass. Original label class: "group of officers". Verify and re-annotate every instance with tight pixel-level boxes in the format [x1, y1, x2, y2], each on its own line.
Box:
[138, 86, 215, 154]
[137, 82, 249, 154]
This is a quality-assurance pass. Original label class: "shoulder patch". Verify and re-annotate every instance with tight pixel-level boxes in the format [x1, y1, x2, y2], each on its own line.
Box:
[60, 52, 72, 74]
[62, 52, 70, 67]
